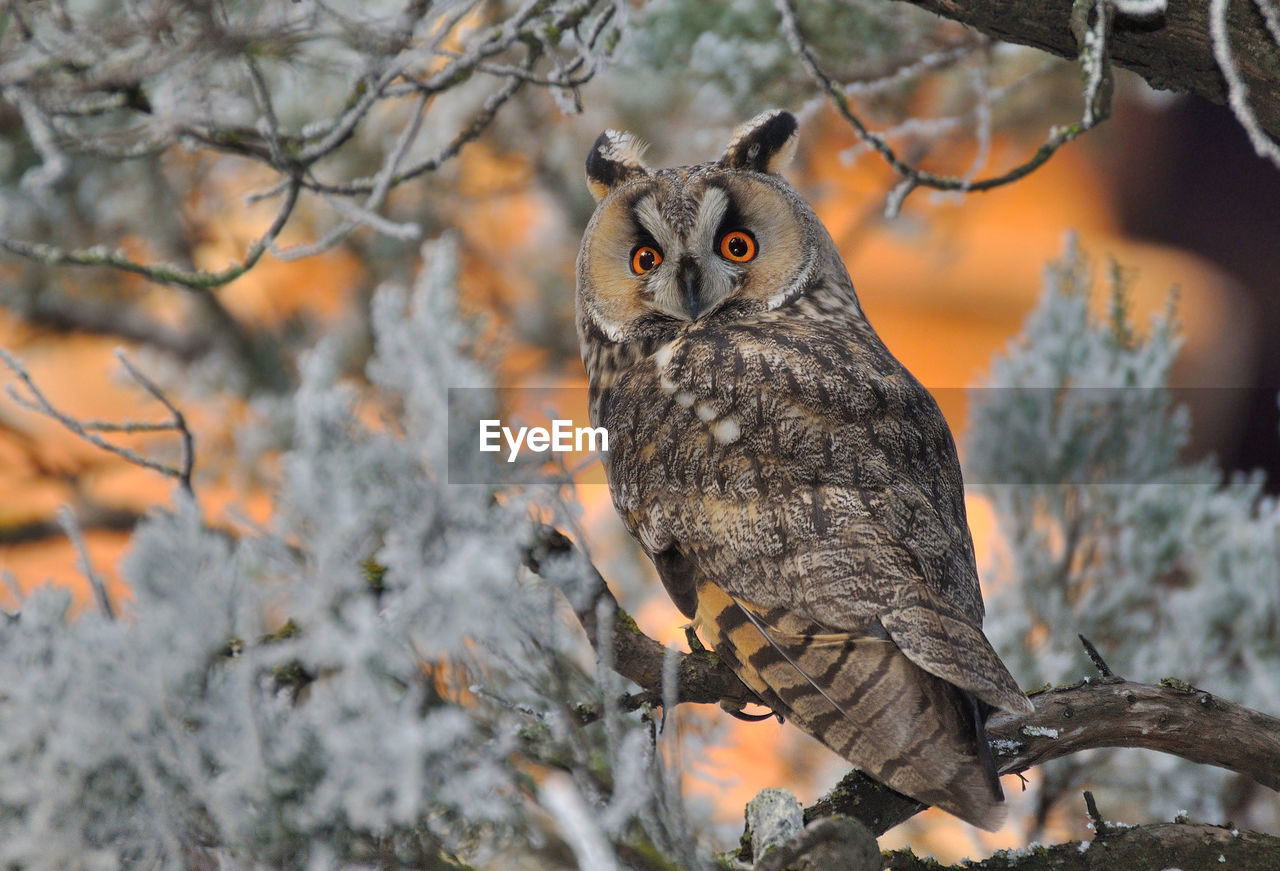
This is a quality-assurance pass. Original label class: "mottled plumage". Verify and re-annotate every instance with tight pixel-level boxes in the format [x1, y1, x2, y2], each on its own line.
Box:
[575, 110, 1033, 830]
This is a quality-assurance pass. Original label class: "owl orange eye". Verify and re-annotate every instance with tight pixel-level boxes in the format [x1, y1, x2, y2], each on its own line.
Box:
[631, 245, 663, 274]
[719, 230, 757, 263]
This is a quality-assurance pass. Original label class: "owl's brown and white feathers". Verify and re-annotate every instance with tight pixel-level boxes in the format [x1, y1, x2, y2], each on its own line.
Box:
[575, 109, 1032, 831]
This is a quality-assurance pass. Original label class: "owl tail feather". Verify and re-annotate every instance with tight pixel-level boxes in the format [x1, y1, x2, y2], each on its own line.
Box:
[962, 689, 1005, 802]
[692, 582, 1007, 831]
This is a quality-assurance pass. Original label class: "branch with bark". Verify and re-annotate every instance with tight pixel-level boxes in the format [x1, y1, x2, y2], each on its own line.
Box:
[525, 525, 1280, 869]
[893, 0, 1280, 150]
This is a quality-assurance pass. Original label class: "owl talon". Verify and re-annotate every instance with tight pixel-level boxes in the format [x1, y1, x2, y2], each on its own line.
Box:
[684, 624, 707, 653]
[720, 699, 781, 723]
[727, 709, 777, 723]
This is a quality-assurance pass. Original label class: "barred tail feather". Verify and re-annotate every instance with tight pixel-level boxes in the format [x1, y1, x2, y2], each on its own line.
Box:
[692, 582, 1006, 831]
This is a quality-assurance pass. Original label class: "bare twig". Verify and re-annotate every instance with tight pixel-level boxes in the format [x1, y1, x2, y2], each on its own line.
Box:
[1082, 789, 1110, 835]
[56, 507, 114, 621]
[0, 177, 301, 291]
[1078, 633, 1114, 678]
[114, 350, 195, 496]
[0, 1, 622, 286]
[774, 0, 1114, 213]
[0, 349, 195, 494]
[0, 505, 143, 546]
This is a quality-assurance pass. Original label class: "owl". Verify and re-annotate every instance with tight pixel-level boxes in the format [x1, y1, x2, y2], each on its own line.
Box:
[575, 109, 1033, 831]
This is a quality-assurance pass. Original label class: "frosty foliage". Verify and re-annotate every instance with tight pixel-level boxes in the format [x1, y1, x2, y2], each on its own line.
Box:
[0, 239, 699, 870]
[968, 237, 1280, 823]
[626, 0, 948, 121]
[599, 0, 994, 174]
[0, 0, 625, 284]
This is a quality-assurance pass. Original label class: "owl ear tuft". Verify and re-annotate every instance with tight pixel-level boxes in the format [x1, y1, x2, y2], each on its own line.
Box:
[720, 109, 798, 174]
[586, 130, 650, 201]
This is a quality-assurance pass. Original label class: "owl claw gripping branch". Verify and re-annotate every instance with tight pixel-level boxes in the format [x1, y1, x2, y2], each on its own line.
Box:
[576, 109, 1034, 832]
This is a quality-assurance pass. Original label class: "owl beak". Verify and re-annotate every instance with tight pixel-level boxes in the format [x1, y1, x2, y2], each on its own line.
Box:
[678, 257, 704, 321]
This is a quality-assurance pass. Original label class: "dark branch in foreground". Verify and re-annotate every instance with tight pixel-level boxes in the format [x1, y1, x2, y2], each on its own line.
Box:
[885, 820, 1280, 870]
[526, 525, 1280, 849]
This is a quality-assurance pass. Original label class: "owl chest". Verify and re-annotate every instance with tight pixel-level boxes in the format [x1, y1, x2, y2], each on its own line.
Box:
[592, 330, 962, 565]
[595, 345, 856, 547]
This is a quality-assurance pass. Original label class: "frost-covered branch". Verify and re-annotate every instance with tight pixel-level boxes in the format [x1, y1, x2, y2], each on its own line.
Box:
[0, 0, 625, 287]
[813, 674, 1280, 836]
[524, 526, 758, 716]
[0, 178, 302, 291]
[0, 239, 706, 871]
[883, 820, 1280, 869]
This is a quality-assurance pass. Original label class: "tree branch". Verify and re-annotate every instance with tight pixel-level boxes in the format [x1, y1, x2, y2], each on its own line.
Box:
[777, 0, 1103, 212]
[526, 527, 1280, 844]
[884, 820, 1280, 869]
[893, 0, 1280, 143]
[524, 526, 758, 715]
[808, 674, 1280, 837]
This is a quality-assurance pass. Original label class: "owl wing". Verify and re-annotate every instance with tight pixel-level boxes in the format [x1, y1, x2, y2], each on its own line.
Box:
[662, 482, 1032, 717]
[687, 575, 1007, 830]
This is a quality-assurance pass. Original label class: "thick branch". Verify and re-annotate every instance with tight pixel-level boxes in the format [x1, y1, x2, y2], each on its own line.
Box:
[524, 526, 757, 713]
[884, 821, 1280, 869]
[896, 0, 1280, 142]
[809, 676, 1280, 835]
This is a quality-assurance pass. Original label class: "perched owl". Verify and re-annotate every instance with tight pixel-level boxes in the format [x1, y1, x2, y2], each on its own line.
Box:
[575, 109, 1034, 831]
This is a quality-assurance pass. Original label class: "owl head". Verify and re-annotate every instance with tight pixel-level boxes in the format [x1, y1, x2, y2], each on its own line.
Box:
[577, 110, 851, 344]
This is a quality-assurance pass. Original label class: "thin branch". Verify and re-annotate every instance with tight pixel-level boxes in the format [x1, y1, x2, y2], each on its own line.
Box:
[244, 55, 287, 171]
[1082, 789, 1110, 835]
[0, 177, 301, 291]
[309, 49, 538, 197]
[1, 1, 621, 291]
[0, 505, 143, 546]
[1078, 633, 1114, 677]
[7, 288, 214, 361]
[776, 0, 1093, 212]
[0, 348, 195, 493]
[4, 85, 71, 199]
[56, 506, 115, 621]
[893, 0, 1280, 143]
[272, 91, 429, 261]
[114, 350, 195, 496]
[523, 526, 759, 715]
[1211, 0, 1280, 168]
